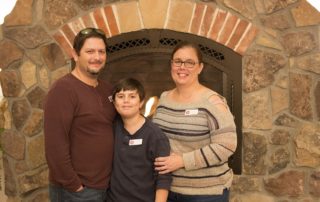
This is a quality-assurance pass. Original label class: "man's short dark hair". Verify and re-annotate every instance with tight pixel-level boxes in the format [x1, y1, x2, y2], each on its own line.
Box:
[73, 27, 108, 55]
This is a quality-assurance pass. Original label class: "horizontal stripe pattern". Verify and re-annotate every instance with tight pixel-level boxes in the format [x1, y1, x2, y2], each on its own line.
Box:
[152, 90, 237, 195]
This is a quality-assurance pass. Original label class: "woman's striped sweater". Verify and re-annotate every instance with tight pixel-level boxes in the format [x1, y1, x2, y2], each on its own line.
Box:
[152, 90, 237, 195]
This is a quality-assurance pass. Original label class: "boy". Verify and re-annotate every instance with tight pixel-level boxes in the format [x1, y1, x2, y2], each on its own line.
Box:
[106, 78, 172, 202]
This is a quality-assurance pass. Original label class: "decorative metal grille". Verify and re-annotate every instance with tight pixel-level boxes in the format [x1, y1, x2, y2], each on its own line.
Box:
[159, 38, 225, 61]
[199, 44, 225, 61]
[159, 38, 181, 47]
[107, 36, 225, 62]
[107, 38, 150, 53]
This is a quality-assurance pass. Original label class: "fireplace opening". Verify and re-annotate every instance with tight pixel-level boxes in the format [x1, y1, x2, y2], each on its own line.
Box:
[100, 29, 242, 174]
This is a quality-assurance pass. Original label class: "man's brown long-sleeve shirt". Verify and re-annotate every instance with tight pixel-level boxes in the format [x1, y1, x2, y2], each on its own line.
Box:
[44, 73, 116, 192]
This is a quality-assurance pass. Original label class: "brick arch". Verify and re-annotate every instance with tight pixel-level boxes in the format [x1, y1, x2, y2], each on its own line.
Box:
[52, 1, 258, 57]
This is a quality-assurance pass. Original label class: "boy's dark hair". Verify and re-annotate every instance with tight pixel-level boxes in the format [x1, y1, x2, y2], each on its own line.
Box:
[171, 41, 203, 63]
[112, 78, 145, 101]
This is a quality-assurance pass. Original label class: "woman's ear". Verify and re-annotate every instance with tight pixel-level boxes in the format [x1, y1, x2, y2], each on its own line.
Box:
[198, 62, 204, 74]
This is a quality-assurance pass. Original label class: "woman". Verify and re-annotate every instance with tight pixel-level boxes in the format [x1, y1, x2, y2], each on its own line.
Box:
[153, 41, 237, 202]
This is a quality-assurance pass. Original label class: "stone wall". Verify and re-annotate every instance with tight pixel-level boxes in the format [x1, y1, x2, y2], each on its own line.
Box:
[0, 0, 319, 201]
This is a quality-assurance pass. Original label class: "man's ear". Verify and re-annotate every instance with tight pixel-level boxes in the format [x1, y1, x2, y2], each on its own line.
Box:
[71, 49, 79, 62]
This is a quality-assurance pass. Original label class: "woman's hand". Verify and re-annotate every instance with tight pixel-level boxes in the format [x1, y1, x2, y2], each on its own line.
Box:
[154, 153, 184, 174]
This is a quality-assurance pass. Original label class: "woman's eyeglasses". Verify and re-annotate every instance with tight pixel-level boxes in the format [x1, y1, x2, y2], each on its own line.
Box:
[80, 28, 106, 36]
[171, 59, 200, 69]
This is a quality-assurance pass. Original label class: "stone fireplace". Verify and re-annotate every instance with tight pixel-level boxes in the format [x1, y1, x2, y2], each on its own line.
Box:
[0, 0, 320, 201]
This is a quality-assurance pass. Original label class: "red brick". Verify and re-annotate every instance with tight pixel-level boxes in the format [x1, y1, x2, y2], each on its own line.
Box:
[209, 9, 227, 41]
[190, 3, 206, 34]
[200, 5, 216, 36]
[69, 19, 84, 35]
[82, 14, 95, 28]
[226, 19, 249, 49]
[93, 8, 110, 37]
[104, 6, 119, 36]
[61, 24, 75, 46]
[235, 25, 259, 55]
[217, 13, 238, 45]
[52, 31, 73, 58]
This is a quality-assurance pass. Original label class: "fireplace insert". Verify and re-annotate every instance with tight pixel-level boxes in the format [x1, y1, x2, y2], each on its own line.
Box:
[100, 29, 242, 174]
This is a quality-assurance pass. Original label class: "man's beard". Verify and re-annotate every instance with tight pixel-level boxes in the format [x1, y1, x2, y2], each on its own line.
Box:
[88, 69, 100, 76]
[87, 65, 104, 77]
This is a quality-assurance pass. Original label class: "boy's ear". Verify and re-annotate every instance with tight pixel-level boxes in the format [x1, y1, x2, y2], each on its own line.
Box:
[139, 100, 145, 109]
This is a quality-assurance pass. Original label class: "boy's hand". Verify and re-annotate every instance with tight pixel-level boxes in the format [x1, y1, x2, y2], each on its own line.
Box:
[155, 189, 169, 202]
[76, 185, 84, 192]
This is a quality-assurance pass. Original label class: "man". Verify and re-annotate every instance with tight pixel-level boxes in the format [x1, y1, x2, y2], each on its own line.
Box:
[44, 28, 116, 202]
